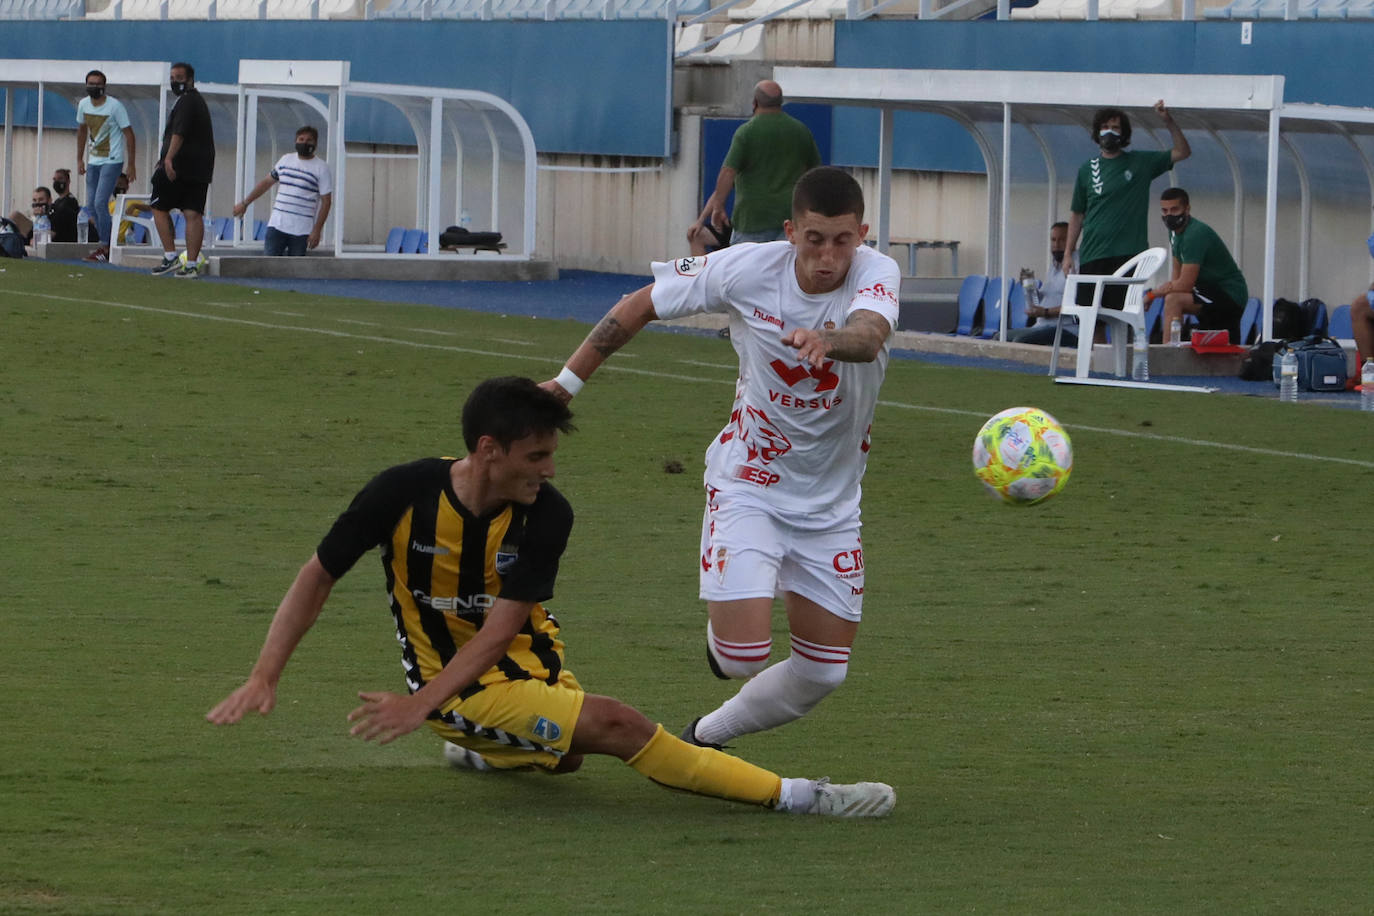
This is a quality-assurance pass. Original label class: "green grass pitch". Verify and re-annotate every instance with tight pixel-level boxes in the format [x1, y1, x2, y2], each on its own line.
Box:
[2, 259, 1371, 914]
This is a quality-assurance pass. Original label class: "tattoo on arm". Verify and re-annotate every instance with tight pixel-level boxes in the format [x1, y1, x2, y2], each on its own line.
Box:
[821, 310, 891, 362]
[588, 316, 633, 358]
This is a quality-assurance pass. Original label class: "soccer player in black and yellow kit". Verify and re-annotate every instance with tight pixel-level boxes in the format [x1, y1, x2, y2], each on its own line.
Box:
[208, 377, 893, 817]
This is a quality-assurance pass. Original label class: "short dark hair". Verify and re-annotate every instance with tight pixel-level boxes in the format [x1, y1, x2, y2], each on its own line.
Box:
[1091, 107, 1132, 147]
[85, 69, 106, 85]
[33, 186, 52, 200]
[461, 377, 575, 452]
[1160, 187, 1190, 207]
[1051, 221, 1069, 232]
[53, 168, 71, 180]
[171, 62, 195, 80]
[296, 126, 319, 142]
[792, 166, 864, 223]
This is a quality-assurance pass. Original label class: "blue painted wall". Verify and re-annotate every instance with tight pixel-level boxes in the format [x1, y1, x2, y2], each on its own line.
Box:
[0, 19, 671, 156]
[829, 20, 1374, 172]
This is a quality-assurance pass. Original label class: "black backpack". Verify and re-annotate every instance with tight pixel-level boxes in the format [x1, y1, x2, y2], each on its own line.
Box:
[0, 217, 25, 259]
[1270, 299, 1306, 340]
[1240, 341, 1280, 381]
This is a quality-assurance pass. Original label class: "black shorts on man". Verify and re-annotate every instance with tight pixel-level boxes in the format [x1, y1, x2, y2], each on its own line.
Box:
[150, 166, 209, 214]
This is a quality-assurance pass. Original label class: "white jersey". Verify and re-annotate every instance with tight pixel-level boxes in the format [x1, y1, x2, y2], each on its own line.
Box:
[651, 241, 901, 527]
[267, 153, 334, 236]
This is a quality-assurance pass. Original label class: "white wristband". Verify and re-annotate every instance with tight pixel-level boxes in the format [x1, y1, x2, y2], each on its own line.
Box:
[554, 366, 585, 397]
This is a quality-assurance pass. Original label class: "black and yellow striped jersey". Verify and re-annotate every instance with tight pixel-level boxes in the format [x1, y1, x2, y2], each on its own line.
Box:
[315, 458, 573, 700]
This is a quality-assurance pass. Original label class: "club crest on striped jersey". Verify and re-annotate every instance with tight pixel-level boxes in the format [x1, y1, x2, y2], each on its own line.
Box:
[496, 548, 519, 574]
[531, 716, 562, 741]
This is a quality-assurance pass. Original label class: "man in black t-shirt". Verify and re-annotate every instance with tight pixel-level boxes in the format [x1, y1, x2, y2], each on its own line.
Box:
[150, 61, 215, 279]
[206, 377, 893, 817]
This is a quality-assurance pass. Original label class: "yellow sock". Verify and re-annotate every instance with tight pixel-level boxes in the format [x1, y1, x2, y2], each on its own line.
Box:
[627, 725, 782, 808]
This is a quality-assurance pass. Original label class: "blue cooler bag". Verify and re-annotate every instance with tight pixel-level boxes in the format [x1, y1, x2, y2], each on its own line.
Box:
[1271, 335, 1349, 391]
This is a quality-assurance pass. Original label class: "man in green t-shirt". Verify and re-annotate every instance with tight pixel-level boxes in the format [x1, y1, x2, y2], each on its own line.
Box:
[1064, 103, 1191, 310]
[1149, 187, 1248, 342]
[690, 80, 821, 246]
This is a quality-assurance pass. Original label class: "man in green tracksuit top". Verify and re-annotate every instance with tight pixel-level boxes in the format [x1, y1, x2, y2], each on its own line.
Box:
[1151, 187, 1248, 342]
[691, 80, 821, 246]
[1064, 102, 1191, 310]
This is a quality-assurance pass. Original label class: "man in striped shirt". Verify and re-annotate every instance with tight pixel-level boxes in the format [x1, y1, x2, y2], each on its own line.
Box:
[232, 126, 333, 256]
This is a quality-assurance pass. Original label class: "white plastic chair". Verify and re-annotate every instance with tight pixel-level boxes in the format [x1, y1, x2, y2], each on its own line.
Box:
[1048, 247, 1167, 379]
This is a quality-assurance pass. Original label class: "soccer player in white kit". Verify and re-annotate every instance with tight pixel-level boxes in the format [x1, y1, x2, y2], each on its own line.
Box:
[543, 167, 901, 748]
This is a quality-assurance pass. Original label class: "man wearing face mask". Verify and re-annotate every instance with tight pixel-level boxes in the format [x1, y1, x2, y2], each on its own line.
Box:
[76, 69, 136, 261]
[1148, 187, 1247, 343]
[1011, 221, 1079, 346]
[232, 126, 334, 256]
[150, 61, 215, 278]
[47, 169, 82, 243]
[1064, 102, 1190, 312]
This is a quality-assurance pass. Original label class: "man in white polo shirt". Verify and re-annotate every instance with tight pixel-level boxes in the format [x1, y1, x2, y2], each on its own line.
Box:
[542, 167, 901, 750]
[232, 126, 333, 256]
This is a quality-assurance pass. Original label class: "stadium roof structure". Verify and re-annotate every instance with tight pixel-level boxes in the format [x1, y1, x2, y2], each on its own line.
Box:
[776, 66, 1374, 342]
[0, 58, 539, 268]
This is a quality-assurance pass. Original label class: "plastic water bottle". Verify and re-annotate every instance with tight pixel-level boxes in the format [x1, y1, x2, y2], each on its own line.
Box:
[33, 213, 51, 246]
[1279, 349, 1299, 402]
[459, 208, 472, 231]
[1361, 358, 1374, 412]
[77, 206, 90, 244]
[1169, 318, 1182, 346]
[1132, 339, 1149, 381]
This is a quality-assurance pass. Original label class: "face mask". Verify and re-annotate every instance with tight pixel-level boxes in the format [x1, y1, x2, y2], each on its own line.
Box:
[86, 86, 105, 99]
[1051, 248, 1065, 264]
[295, 142, 316, 158]
[53, 180, 68, 194]
[1098, 129, 1122, 152]
[1162, 213, 1187, 232]
[170, 80, 188, 96]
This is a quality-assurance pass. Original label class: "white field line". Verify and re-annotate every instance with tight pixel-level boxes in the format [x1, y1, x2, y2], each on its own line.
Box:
[16, 289, 1374, 470]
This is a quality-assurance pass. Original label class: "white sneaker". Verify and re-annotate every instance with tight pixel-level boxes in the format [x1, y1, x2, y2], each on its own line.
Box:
[442, 741, 492, 772]
[805, 778, 895, 817]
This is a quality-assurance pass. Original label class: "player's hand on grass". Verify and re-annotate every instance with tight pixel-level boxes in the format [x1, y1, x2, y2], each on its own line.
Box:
[782, 327, 829, 368]
[348, 691, 428, 745]
[206, 676, 277, 725]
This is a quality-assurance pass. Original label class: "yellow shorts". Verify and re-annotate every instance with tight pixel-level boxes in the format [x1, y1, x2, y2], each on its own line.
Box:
[426, 668, 585, 771]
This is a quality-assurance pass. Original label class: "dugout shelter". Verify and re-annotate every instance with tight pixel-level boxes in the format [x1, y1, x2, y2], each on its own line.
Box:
[776, 66, 1374, 343]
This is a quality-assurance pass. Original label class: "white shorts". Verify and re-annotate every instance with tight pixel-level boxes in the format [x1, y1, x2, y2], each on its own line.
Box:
[698, 486, 865, 622]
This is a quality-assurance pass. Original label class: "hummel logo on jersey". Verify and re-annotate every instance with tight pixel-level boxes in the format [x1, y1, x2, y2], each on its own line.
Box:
[753, 307, 784, 329]
[1091, 158, 1104, 196]
[411, 540, 450, 555]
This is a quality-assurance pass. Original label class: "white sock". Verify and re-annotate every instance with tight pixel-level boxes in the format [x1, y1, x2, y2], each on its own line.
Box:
[164, 250, 176, 258]
[694, 643, 849, 745]
[776, 777, 817, 814]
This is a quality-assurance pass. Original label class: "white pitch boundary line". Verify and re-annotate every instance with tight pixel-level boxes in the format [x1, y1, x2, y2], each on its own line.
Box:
[17, 289, 1374, 471]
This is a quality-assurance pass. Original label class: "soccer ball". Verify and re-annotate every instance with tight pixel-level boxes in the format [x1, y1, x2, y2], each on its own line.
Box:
[971, 407, 1073, 506]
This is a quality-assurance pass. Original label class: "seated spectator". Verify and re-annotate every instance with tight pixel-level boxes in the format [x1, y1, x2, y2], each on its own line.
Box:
[1151, 187, 1247, 343]
[1010, 221, 1078, 346]
[48, 168, 83, 243]
[6, 187, 54, 248]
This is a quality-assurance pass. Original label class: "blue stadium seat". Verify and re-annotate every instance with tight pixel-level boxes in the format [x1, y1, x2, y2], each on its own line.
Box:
[1309, 300, 1329, 334]
[1239, 297, 1261, 344]
[129, 222, 149, 244]
[401, 228, 425, 253]
[1006, 280, 1029, 330]
[979, 276, 1006, 339]
[1328, 303, 1353, 338]
[253, 219, 267, 241]
[214, 217, 233, 241]
[953, 275, 988, 336]
[385, 226, 406, 253]
[172, 212, 186, 241]
[1144, 296, 1163, 342]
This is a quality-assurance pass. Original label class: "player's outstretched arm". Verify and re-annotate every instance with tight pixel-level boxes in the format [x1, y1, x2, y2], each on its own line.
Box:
[206, 553, 336, 725]
[542, 284, 658, 402]
[782, 308, 891, 368]
[347, 598, 530, 744]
